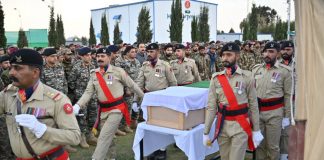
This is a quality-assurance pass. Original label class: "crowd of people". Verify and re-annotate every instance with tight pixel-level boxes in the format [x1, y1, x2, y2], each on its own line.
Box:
[0, 39, 295, 160]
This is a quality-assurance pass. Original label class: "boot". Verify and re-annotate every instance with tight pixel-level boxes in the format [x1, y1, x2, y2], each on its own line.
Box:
[64, 145, 77, 153]
[87, 132, 98, 146]
[130, 119, 138, 129]
[79, 133, 90, 148]
[123, 126, 133, 133]
[115, 129, 126, 136]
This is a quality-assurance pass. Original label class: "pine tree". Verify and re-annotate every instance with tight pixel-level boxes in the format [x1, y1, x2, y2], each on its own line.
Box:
[168, 0, 183, 43]
[229, 28, 235, 33]
[249, 3, 258, 40]
[89, 18, 97, 46]
[48, 7, 56, 47]
[17, 28, 28, 48]
[57, 15, 65, 46]
[81, 36, 88, 46]
[136, 7, 153, 43]
[0, 1, 6, 49]
[113, 22, 122, 44]
[100, 14, 109, 45]
[191, 16, 199, 42]
[198, 6, 210, 42]
[243, 20, 250, 41]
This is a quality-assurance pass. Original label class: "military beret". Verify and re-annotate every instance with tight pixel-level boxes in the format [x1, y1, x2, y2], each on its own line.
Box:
[0, 55, 10, 63]
[281, 41, 294, 50]
[8, 46, 18, 54]
[146, 43, 159, 50]
[174, 44, 185, 50]
[42, 48, 57, 56]
[10, 49, 43, 66]
[198, 46, 205, 50]
[108, 45, 119, 53]
[209, 44, 217, 49]
[97, 47, 110, 55]
[220, 42, 240, 56]
[78, 47, 91, 56]
[124, 46, 135, 55]
[164, 44, 173, 50]
[263, 41, 280, 52]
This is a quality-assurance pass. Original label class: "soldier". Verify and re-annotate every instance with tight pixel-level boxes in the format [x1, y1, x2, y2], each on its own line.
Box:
[73, 47, 144, 160]
[115, 46, 142, 131]
[108, 45, 120, 66]
[91, 49, 98, 68]
[207, 44, 218, 74]
[194, 46, 211, 80]
[0, 48, 4, 56]
[203, 42, 263, 160]
[239, 43, 256, 71]
[61, 48, 76, 103]
[136, 43, 147, 65]
[68, 47, 98, 148]
[252, 41, 292, 160]
[184, 45, 194, 60]
[279, 41, 295, 160]
[133, 43, 177, 159]
[253, 41, 263, 65]
[0, 49, 81, 159]
[170, 44, 201, 86]
[0, 55, 12, 87]
[40, 48, 68, 95]
[160, 43, 176, 64]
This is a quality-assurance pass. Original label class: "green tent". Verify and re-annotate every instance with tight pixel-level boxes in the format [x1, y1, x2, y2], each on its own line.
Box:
[5, 29, 48, 48]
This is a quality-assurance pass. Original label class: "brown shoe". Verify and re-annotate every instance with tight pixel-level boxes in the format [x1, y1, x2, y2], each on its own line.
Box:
[130, 120, 138, 129]
[123, 126, 133, 133]
[64, 145, 77, 153]
[79, 133, 90, 148]
[115, 129, 126, 136]
[87, 132, 98, 146]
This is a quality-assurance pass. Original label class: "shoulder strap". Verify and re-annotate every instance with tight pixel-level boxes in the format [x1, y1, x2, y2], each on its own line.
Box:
[16, 100, 41, 160]
[216, 74, 239, 108]
[95, 72, 117, 102]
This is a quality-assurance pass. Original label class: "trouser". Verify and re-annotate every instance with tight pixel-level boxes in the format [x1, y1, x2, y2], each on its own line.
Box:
[92, 112, 122, 160]
[217, 120, 248, 160]
[0, 116, 15, 160]
[256, 108, 283, 160]
[280, 126, 290, 154]
[77, 97, 98, 135]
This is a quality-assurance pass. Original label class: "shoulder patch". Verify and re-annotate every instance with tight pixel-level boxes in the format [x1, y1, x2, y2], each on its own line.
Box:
[63, 103, 73, 114]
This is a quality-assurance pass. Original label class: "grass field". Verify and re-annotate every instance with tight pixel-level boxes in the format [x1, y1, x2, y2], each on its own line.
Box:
[69, 132, 253, 160]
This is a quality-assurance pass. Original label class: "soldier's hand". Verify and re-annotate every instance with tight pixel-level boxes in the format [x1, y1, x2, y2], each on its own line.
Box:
[252, 130, 264, 148]
[73, 104, 81, 115]
[203, 134, 212, 147]
[282, 118, 290, 129]
[15, 114, 47, 138]
[132, 103, 139, 112]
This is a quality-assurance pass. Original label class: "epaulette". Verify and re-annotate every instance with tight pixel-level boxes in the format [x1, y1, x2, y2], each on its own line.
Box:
[3, 84, 17, 92]
[91, 68, 99, 73]
[44, 87, 63, 101]
[212, 71, 224, 79]
[252, 64, 262, 70]
[170, 60, 177, 64]
[143, 61, 150, 66]
[241, 70, 252, 77]
[278, 63, 292, 71]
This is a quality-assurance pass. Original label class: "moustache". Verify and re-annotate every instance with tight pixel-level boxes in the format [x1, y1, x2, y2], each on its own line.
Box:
[97, 60, 104, 63]
[10, 76, 19, 82]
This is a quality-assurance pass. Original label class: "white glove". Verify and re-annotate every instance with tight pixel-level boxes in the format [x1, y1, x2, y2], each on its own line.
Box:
[132, 103, 139, 112]
[73, 104, 81, 115]
[203, 134, 212, 147]
[252, 130, 264, 148]
[15, 114, 47, 138]
[282, 118, 290, 129]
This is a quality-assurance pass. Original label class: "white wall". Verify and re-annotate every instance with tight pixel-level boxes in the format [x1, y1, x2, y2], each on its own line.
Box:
[217, 34, 242, 42]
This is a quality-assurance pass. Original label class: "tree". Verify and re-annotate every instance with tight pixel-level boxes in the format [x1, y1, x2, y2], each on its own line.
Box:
[198, 6, 210, 42]
[81, 36, 88, 46]
[0, 1, 6, 49]
[191, 16, 199, 42]
[136, 7, 153, 43]
[249, 3, 258, 40]
[56, 15, 65, 46]
[229, 28, 235, 33]
[17, 29, 28, 48]
[113, 22, 122, 44]
[89, 19, 97, 46]
[243, 19, 250, 41]
[48, 7, 56, 47]
[100, 14, 109, 45]
[168, 0, 183, 43]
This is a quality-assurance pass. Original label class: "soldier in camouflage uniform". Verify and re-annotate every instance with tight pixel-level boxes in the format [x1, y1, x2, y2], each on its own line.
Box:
[239, 43, 256, 71]
[68, 47, 98, 148]
[0, 55, 12, 87]
[91, 49, 98, 68]
[115, 46, 141, 131]
[160, 44, 177, 64]
[60, 49, 76, 103]
[253, 41, 264, 65]
[184, 45, 194, 60]
[108, 45, 120, 66]
[194, 46, 211, 80]
[40, 48, 68, 95]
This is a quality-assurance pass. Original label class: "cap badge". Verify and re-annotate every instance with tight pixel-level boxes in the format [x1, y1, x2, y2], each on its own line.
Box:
[16, 56, 22, 63]
[270, 43, 274, 48]
[228, 45, 232, 50]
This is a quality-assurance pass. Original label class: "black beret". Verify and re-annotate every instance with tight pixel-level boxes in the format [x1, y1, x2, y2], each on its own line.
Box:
[124, 46, 135, 55]
[198, 46, 205, 50]
[0, 55, 10, 63]
[108, 45, 119, 53]
[164, 44, 173, 50]
[97, 47, 110, 55]
[220, 42, 240, 56]
[263, 41, 280, 52]
[42, 48, 57, 56]
[281, 41, 294, 50]
[174, 44, 185, 50]
[78, 47, 91, 56]
[10, 49, 43, 66]
[146, 43, 159, 50]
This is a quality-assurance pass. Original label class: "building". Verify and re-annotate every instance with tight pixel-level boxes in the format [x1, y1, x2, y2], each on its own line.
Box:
[216, 33, 274, 42]
[5, 29, 48, 47]
[91, 0, 217, 44]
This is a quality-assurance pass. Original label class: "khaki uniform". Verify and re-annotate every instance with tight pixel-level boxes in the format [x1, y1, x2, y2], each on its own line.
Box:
[252, 62, 292, 160]
[136, 59, 177, 92]
[170, 58, 201, 85]
[204, 67, 260, 160]
[0, 82, 81, 159]
[76, 65, 144, 160]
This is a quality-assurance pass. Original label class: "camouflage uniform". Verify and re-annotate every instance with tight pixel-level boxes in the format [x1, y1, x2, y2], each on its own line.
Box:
[0, 77, 4, 90]
[238, 51, 256, 71]
[68, 61, 97, 135]
[215, 55, 224, 72]
[62, 59, 75, 102]
[159, 53, 177, 65]
[253, 48, 263, 65]
[0, 115, 15, 160]
[1, 69, 11, 87]
[194, 54, 211, 80]
[41, 64, 68, 95]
